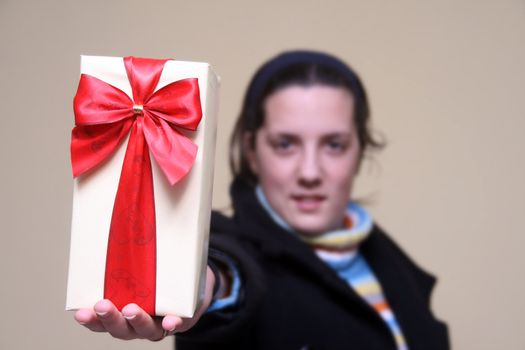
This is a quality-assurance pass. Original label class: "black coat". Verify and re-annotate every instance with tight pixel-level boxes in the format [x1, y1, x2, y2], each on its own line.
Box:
[176, 179, 450, 350]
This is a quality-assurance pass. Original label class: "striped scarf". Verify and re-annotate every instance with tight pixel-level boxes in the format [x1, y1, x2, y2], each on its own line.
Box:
[256, 186, 409, 350]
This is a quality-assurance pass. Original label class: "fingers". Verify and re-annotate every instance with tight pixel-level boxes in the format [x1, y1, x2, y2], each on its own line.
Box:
[122, 303, 170, 340]
[74, 308, 106, 332]
[162, 314, 184, 334]
[74, 300, 179, 341]
[74, 281, 215, 340]
[74, 300, 136, 339]
[93, 299, 135, 340]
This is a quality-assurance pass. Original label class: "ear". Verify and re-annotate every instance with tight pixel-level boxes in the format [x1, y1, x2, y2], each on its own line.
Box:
[243, 132, 259, 175]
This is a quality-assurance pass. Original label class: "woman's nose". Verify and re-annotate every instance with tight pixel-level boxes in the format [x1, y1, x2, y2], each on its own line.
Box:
[297, 148, 322, 187]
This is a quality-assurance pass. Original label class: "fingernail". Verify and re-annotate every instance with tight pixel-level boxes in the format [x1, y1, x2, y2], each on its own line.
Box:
[95, 311, 108, 317]
[124, 314, 136, 320]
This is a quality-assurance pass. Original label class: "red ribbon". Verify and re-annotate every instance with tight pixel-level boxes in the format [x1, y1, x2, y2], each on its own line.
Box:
[71, 56, 202, 315]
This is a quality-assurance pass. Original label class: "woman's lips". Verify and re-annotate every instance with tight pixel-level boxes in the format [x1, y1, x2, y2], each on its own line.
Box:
[291, 195, 326, 212]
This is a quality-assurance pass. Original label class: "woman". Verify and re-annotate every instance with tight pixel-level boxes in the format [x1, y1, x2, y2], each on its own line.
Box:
[75, 50, 449, 349]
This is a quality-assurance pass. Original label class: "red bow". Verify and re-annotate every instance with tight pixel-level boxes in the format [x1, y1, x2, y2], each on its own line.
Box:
[71, 56, 202, 314]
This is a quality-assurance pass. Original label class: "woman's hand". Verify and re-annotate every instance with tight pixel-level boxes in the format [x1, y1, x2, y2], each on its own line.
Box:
[73, 266, 215, 341]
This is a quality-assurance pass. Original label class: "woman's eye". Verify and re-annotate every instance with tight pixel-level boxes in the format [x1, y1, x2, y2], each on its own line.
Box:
[271, 138, 295, 153]
[325, 140, 348, 153]
[277, 140, 292, 149]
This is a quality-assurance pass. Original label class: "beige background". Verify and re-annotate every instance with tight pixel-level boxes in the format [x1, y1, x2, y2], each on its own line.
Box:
[1, 0, 524, 349]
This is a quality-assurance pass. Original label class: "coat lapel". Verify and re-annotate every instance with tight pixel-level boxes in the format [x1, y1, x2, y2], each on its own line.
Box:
[362, 229, 448, 350]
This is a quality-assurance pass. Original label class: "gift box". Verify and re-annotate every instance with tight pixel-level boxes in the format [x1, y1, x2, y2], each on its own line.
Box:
[66, 55, 219, 317]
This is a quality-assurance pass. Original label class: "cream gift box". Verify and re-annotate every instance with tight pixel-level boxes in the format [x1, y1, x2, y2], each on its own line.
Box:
[66, 55, 219, 317]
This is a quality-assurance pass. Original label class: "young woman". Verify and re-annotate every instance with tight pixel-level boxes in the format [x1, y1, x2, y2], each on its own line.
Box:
[75, 50, 450, 350]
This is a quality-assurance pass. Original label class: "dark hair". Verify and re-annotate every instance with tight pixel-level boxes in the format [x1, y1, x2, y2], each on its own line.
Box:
[229, 50, 384, 185]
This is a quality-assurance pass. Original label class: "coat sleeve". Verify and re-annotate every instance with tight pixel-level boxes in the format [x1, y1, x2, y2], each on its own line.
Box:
[175, 212, 267, 348]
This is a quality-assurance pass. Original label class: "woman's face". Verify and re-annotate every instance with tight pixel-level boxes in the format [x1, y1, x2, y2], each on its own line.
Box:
[246, 84, 361, 236]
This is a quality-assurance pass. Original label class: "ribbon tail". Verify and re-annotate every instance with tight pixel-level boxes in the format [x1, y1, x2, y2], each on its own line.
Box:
[143, 114, 198, 185]
[104, 118, 156, 315]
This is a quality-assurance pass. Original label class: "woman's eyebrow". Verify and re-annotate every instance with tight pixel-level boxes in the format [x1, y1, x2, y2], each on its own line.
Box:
[266, 131, 299, 139]
[265, 131, 352, 140]
[321, 132, 352, 139]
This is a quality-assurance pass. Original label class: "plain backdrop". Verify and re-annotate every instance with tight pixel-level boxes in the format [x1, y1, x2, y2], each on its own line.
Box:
[1, 0, 524, 349]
